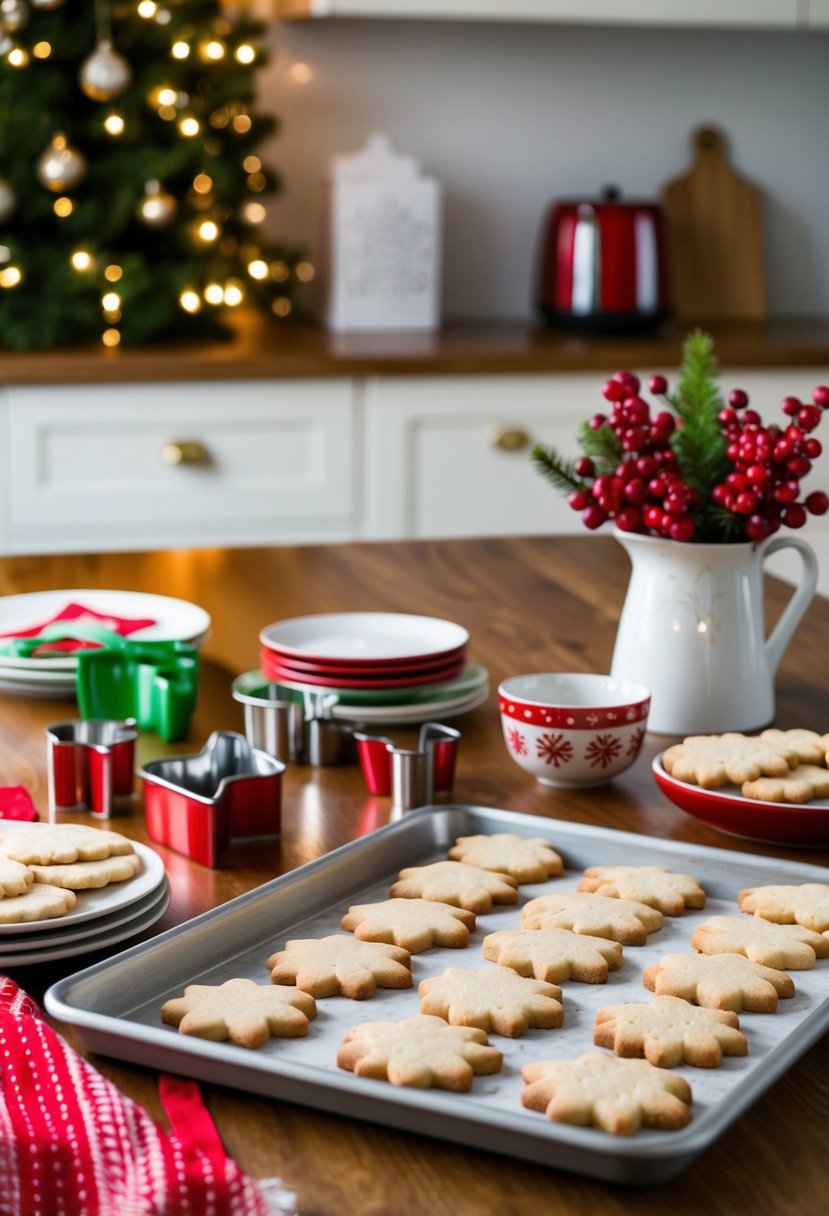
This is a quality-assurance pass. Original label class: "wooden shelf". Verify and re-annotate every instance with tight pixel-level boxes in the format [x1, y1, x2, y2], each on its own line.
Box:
[0, 314, 828, 385]
[275, 1, 806, 29]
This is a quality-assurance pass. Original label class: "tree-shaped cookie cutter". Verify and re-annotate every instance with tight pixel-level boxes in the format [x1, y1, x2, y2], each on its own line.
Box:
[46, 718, 138, 820]
[354, 722, 460, 812]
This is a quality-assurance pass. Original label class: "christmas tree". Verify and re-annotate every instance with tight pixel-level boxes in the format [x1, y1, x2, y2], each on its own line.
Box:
[0, 0, 307, 349]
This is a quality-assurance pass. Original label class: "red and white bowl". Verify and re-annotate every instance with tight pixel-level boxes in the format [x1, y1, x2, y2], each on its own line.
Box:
[498, 673, 651, 788]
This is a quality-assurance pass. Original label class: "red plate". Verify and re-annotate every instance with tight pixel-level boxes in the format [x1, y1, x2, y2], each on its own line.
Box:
[264, 644, 467, 678]
[652, 755, 829, 846]
[260, 648, 466, 690]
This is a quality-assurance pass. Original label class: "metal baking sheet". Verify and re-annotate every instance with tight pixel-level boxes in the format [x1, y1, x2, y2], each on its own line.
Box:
[45, 806, 829, 1184]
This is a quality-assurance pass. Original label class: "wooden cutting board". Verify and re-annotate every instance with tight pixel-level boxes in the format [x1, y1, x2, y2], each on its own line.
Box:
[660, 125, 767, 322]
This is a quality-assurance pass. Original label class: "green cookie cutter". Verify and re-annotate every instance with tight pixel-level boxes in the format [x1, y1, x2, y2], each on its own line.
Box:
[0, 623, 199, 742]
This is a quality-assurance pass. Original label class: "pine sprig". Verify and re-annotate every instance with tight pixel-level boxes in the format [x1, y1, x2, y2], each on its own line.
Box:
[577, 420, 624, 471]
[530, 445, 585, 493]
[669, 331, 730, 498]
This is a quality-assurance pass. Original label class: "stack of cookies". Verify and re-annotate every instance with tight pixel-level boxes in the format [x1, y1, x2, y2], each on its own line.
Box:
[663, 728, 829, 803]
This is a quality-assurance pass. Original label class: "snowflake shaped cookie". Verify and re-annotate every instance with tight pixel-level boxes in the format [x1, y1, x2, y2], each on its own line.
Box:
[447, 833, 564, 883]
[642, 951, 795, 1013]
[161, 978, 317, 1049]
[738, 882, 829, 933]
[337, 1014, 503, 1091]
[521, 892, 663, 945]
[690, 915, 829, 969]
[340, 898, 475, 953]
[419, 967, 564, 1038]
[594, 995, 747, 1068]
[482, 927, 623, 984]
[578, 865, 706, 915]
[390, 861, 518, 913]
[267, 934, 412, 999]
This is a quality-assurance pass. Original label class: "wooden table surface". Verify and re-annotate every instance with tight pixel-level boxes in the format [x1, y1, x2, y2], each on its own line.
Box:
[0, 535, 827, 1216]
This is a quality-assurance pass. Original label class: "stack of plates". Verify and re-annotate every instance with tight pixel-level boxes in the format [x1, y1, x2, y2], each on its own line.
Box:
[0, 836, 169, 967]
[258, 612, 489, 724]
[0, 589, 212, 698]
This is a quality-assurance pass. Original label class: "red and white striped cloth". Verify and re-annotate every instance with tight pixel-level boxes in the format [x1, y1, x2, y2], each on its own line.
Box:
[0, 978, 297, 1216]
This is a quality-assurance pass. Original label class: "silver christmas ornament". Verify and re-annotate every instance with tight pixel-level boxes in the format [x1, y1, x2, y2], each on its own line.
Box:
[0, 175, 15, 222]
[0, 0, 27, 33]
[80, 40, 132, 102]
[36, 134, 87, 193]
[136, 180, 177, 229]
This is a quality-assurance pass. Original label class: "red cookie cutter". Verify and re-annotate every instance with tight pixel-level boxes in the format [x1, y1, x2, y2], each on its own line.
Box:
[354, 722, 460, 811]
[46, 719, 138, 820]
[139, 731, 285, 869]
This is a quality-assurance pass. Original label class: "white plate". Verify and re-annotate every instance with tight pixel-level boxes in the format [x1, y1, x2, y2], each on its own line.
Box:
[273, 662, 488, 706]
[0, 835, 166, 935]
[331, 683, 490, 724]
[0, 589, 211, 646]
[0, 884, 171, 967]
[0, 879, 171, 952]
[0, 665, 76, 685]
[260, 612, 469, 663]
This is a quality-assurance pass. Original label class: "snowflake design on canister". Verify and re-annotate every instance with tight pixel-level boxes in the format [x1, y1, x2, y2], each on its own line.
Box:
[508, 727, 527, 756]
[585, 734, 622, 768]
[626, 727, 646, 758]
[536, 733, 574, 767]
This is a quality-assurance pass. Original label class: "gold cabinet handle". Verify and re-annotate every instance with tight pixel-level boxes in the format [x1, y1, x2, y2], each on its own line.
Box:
[160, 440, 211, 467]
[487, 424, 531, 452]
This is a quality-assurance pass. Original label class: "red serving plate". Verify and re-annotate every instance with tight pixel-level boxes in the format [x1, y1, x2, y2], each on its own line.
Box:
[652, 754, 829, 846]
[259, 648, 466, 690]
[261, 644, 467, 677]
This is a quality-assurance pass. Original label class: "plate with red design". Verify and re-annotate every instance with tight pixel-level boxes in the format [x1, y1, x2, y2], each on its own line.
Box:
[652, 755, 829, 845]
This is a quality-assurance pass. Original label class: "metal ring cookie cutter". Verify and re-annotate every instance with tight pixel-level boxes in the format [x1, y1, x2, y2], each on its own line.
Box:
[354, 722, 460, 812]
[46, 718, 138, 820]
[139, 730, 285, 869]
[232, 674, 355, 766]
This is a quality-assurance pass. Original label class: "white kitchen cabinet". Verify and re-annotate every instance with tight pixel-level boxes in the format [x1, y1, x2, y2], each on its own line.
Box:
[0, 380, 359, 555]
[276, 1, 804, 28]
[363, 368, 829, 595]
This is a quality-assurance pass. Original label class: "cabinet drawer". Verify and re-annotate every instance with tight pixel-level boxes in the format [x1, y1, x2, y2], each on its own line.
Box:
[5, 380, 358, 552]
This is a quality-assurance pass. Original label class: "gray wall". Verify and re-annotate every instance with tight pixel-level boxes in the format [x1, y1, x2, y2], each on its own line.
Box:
[259, 18, 829, 321]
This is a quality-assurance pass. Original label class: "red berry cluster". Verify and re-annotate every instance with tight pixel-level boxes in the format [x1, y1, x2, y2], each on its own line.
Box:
[567, 370, 829, 543]
[711, 386, 829, 541]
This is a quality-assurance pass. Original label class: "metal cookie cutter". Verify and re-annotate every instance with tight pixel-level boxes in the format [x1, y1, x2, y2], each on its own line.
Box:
[46, 718, 138, 820]
[354, 722, 460, 813]
[139, 730, 285, 869]
[231, 673, 355, 766]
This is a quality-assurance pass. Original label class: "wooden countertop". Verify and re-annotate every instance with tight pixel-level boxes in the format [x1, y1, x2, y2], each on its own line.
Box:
[0, 535, 827, 1214]
[1, 313, 829, 384]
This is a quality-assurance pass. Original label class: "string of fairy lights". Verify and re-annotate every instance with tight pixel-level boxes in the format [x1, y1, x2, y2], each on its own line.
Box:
[0, 0, 314, 347]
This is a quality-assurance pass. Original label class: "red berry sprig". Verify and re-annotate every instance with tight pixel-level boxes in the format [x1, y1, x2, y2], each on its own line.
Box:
[533, 334, 829, 544]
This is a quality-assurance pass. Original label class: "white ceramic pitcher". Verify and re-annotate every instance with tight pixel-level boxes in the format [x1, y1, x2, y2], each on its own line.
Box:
[610, 529, 818, 736]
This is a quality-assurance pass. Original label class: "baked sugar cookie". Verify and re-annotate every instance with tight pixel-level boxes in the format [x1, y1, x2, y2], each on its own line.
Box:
[741, 765, 829, 804]
[578, 865, 705, 915]
[337, 1014, 502, 1091]
[0, 857, 34, 899]
[341, 898, 475, 952]
[28, 852, 141, 890]
[690, 915, 829, 970]
[642, 951, 794, 1013]
[267, 935, 412, 1000]
[419, 966, 564, 1038]
[594, 995, 747, 1068]
[521, 1052, 692, 1135]
[390, 861, 518, 914]
[738, 882, 829, 934]
[448, 833, 564, 883]
[0, 823, 134, 865]
[661, 734, 795, 789]
[161, 978, 316, 1049]
[521, 892, 663, 945]
[0, 882, 76, 925]
[482, 927, 622, 984]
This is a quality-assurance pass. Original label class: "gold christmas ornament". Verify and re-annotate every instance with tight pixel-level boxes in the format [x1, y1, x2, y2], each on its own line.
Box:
[0, 175, 16, 222]
[80, 40, 132, 102]
[36, 134, 87, 193]
[136, 179, 177, 228]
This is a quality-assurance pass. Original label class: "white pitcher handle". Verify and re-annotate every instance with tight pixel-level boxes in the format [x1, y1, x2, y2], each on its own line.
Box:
[761, 535, 818, 674]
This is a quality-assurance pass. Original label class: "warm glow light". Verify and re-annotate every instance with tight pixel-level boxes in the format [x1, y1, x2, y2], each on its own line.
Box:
[171, 40, 190, 59]
[71, 250, 92, 271]
[246, 172, 266, 192]
[104, 113, 125, 136]
[102, 291, 121, 310]
[180, 289, 201, 313]
[232, 114, 251, 134]
[158, 105, 176, 121]
[296, 261, 315, 282]
[33, 41, 51, 59]
[204, 283, 224, 305]
[103, 309, 121, 323]
[272, 297, 292, 317]
[242, 155, 261, 173]
[290, 62, 312, 84]
[193, 173, 212, 194]
[54, 197, 73, 217]
[223, 282, 244, 306]
[243, 202, 265, 224]
[102, 328, 121, 347]
[157, 87, 177, 106]
[179, 117, 200, 137]
[235, 44, 255, 65]
[270, 260, 289, 282]
[8, 48, 29, 68]
[247, 259, 268, 280]
[198, 220, 219, 242]
[204, 41, 225, 60]
[0, 246, 9, 263]
[137, 1, 157, 17]
[0, 266, 22, 288]
[104, 265, 123, 282]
